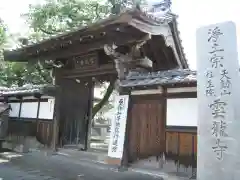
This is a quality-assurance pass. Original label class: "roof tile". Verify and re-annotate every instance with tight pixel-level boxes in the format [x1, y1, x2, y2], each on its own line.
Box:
[120, 69, 196, 87]
[0, 84, 55, 96]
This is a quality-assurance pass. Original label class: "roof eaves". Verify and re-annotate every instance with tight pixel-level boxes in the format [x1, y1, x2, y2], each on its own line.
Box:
[170, 16, 188, 69]
[4, 9, 174, 55]
[0, 84, 55, 97]
[3, 11, 134, 54]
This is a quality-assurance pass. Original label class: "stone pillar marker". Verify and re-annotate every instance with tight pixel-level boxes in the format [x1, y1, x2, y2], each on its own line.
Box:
[196, 21, 240, 180]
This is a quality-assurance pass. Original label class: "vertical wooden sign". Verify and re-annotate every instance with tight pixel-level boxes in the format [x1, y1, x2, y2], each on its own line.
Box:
[108, 95, 129, 159]
[196, 21, 240, 179]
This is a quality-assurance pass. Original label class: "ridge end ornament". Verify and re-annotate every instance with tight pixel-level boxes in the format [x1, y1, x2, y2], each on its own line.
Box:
[140, 0, 173, 23]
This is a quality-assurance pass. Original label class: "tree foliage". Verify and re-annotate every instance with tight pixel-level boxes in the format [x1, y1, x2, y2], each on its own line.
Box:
[0, 19, 6, 47]
[24, 0, 111, 38]
[23, 0, 142, 38]
[0, 18, 7, 65]
[0, 62, 52, 87]
[0, 17, 52, 87]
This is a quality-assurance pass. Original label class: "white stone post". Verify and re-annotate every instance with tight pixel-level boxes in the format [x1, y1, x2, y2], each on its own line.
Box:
[196, 21, 240, 179]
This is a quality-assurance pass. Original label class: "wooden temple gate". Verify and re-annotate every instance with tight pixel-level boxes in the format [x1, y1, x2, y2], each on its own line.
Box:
[4, 9, 188, 157]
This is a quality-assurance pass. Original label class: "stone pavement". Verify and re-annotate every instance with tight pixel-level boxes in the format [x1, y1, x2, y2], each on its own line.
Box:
[0, 150, 163, 180]
[0, 149, 189, 180]
[0, 162, 60, 180]
[55, 149, 192, 180]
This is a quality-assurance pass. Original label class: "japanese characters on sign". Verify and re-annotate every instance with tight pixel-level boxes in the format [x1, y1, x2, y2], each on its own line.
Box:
[197, 21, 240, 180]
[111, 98, 123, 153]
[73, 53, 97, 69]
[207, 26, 230, 160]
[108, 95, 129, 159]
[205, 70, 215, 96]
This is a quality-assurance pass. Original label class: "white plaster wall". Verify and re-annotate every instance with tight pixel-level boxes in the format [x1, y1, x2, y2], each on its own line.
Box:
[20, 102, 38, 118]
[8, 98, 54, 120]
[167, 98, 197, 126]
[38, 101, 54, 119]
[9, 103, 20, 117]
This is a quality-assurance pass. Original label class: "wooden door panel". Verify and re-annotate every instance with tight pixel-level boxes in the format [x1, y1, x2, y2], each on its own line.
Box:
[128, 98, 165, 162]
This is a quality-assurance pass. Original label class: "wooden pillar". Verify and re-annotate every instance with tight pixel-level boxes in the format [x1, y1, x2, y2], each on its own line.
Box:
[35, 96, 41, 138]
[17, 96, 23, 119]
[121, 92, 132, 168]
[162, 87, 167, 149]
[51, 70, 61, 151]
[84, 79, 95, 150]
[161, 87, 167, 168]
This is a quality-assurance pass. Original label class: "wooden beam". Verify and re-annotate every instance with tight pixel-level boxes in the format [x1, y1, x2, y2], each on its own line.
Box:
[5, 29, 146, 62]
[162, 87, 167, 153]
[18, 97, 23, 118]
[23, 19, 133, 54]
[120, 92, 131, 167]
[35, 98, 41, 136]
[39, 32, 144, 60]
[60, 64, 116, 78]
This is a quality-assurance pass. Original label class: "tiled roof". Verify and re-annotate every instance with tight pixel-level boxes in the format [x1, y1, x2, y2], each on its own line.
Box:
[119, 69, 196, 87]
[4, 9, 174, 53]
[0, 84, 55, 96]
[4, 9, 188, 68]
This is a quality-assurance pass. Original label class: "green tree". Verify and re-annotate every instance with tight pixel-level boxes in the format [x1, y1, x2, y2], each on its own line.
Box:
[0, 18, 7, 85]
[0, 19, 6, 47]
[24, 0, 111, 37]
[0, 18, 52, 87]
[0, 62, 52, 87]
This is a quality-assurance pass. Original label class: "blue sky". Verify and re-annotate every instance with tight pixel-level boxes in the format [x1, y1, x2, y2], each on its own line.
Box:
[1, 0, 240, 70]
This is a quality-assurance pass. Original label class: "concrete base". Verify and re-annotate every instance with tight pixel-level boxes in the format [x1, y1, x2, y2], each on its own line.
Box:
[105, 156, 122, 166]
[2, 135, 44, 153]
[131, 156, 195, 179]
